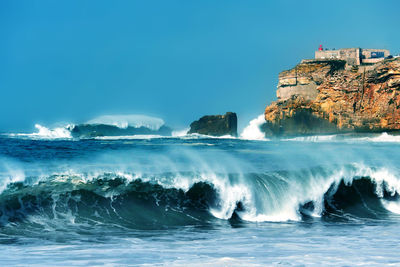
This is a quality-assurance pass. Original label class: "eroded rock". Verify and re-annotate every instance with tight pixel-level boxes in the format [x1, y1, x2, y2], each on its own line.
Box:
[188, 112, 238, 137]
[264, 58, 400, 136]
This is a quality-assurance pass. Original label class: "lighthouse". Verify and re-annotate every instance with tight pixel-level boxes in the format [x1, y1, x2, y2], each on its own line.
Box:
[318, 44, 323, 51]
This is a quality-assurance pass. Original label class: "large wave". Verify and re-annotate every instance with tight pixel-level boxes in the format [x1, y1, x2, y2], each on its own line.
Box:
[0, 161, 399, 231]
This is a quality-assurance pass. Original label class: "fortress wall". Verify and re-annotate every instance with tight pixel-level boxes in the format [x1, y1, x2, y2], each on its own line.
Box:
[277, 82, 318, 101]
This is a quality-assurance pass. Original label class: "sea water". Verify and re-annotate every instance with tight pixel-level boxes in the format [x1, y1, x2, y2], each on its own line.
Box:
[1, 131, 400, 266]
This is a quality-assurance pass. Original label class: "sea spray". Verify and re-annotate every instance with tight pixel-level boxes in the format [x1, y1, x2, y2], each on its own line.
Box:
[2, 146, 400, 224]
[9, 124, 73, 139]
[86, 114, 165, 130]
[240, 114, 267, 140]
[2, 135, 400, 266]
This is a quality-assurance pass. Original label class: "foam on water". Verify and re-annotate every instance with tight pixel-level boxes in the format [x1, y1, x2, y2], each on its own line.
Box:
[352, 132, 400, 142]
[171, 128, 190, 137]
[8, 124, 73, 139]
[240, 114, 267, 140]
[86, 114, 165, 130]
[282, 132, 400, 143]
[2, 145, 400, 224]
[94, 135, 164, 140]
[282, 134, 338, 142]
[0, 159, 26, 194]
[2, 134, 400, 265]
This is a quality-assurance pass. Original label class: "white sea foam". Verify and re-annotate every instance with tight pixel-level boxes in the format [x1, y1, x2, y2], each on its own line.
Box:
[352, 132, 400, 143]
[381, 200, 400, 214]
[0, 159, 26, 194]
[94, 135, 164, 140]
[282, 134, 338, 142]
[240, 114, 267, 140]
[171, 128, 189, 137]
[9, 124, 72, 139]
[282, 132, 400, 143]
[33, 124, 72, 139]
[2, 141, 400, 223]
[86, 114, 165, 130]
[179, 133, 236, 139]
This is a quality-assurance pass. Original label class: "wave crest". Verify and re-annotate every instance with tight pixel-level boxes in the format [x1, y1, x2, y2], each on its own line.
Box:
[86, 114, 165, 130]
[0, 164, 399, 228]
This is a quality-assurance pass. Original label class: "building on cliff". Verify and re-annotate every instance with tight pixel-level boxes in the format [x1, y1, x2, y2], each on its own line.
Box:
[276, 46, 392, 101]
[266, 56, 400, 137]
[315, 45, 390, 66]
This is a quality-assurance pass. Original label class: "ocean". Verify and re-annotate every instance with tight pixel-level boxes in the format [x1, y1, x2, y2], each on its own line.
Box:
[1, 127, 400, 266]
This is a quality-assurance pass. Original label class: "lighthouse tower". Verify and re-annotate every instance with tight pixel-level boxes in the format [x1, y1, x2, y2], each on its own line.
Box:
[318, 44, 323, 51]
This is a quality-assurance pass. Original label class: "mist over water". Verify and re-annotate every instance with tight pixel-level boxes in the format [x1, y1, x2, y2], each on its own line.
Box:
[3, 0, 400, 264]
[2, 119, 400, 265]
[240, 114, 266, 140]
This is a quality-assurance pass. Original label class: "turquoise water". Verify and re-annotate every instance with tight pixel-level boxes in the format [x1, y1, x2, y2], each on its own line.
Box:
[1, 134, 400, 266]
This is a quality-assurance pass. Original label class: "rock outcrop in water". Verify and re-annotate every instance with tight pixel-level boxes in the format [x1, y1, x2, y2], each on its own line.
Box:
[188, 112, 238, 137]
[263, 58, 400, 136]
[70, 124, 172, 138]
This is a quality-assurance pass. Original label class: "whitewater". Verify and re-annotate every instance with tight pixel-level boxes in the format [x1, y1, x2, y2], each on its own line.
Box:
[2, 118, 400, 265]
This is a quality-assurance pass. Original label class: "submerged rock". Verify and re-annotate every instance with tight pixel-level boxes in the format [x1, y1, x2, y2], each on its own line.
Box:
[264, 58, 400, 137]
[188, 112, 238, 137]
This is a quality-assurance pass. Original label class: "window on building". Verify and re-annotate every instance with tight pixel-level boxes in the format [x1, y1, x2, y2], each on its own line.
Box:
[371, 52, 385, 58]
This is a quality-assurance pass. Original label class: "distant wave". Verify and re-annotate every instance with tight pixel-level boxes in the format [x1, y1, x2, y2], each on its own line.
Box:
[7, 114, 400, 143]
[171, 128, 190, 137]
[282, 134, 338, 142]
[7, 124, 73, 139]
[282, 132, 400, 143]
[94, 134, 165, 140]
[86, 114, 165, 130]
[90, 133, 237, 141]
[5, 114, 172, 140]
[351, 132, 400, 143]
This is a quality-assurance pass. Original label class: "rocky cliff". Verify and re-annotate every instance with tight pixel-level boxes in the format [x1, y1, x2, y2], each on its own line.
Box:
[188, 112, 238, 137]
[264, 58, 400, 136]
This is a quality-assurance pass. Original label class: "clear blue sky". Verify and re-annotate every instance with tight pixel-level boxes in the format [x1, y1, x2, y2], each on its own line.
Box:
[1, 0, 399, 132]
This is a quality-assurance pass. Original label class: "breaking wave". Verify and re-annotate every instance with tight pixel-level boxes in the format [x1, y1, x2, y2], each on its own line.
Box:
[5, 115, 171, 140]
[8, 124, 73, 139]
[282, 132, 400, 143]
[240, 114, 267, 140]
[86, 114, 165, 130]
[0, 162, 399, 231]
[352, 132, 400, 143]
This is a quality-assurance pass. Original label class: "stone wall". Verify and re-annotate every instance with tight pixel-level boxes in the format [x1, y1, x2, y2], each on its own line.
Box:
[277, 82, 318, 100]
[361, 49, 390, 59]
[276, 60, 345, 101]
[315, 48, 391, 66]
[315, 48, 360, 66]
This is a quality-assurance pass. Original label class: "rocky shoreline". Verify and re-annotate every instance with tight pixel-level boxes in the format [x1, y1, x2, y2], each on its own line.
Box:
[263, 58, 400, 137]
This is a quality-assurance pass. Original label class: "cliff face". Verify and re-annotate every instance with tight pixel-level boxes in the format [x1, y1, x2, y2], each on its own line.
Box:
[264, 58, 400, 136]
[188, 112, 238, 137]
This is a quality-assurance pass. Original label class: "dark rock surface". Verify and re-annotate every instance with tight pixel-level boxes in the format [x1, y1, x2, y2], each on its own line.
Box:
[188, 112, 238, 137]
[70, 124, 172, 138]
[261, 107, 344, 137]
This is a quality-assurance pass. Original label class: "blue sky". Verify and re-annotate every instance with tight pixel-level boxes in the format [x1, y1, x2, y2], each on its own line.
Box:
[1, 0, 399, 132]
